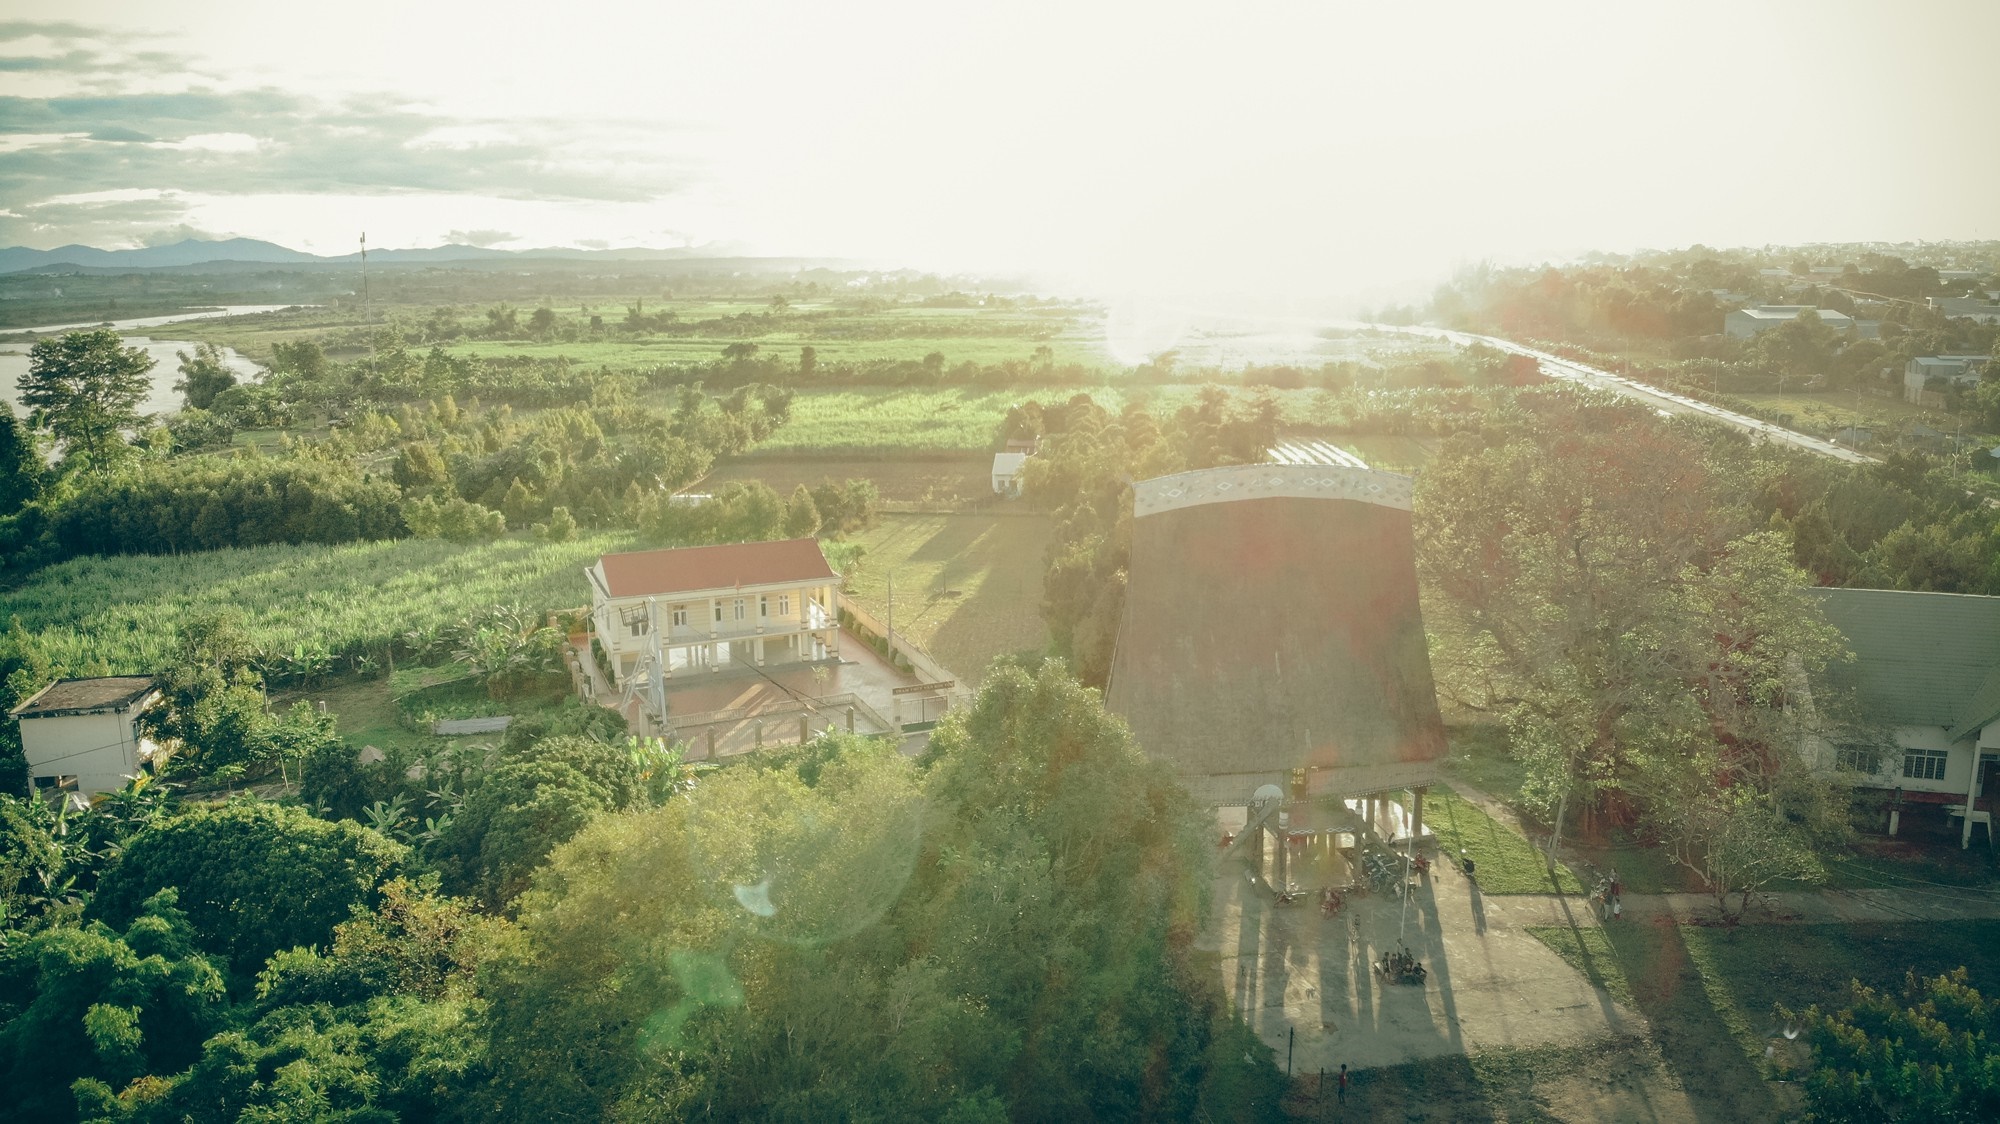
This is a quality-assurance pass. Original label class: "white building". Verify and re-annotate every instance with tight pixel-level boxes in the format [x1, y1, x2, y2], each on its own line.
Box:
[586, 539, 841, 685]
[1723, 305, 1855, 339]
[1810, 589, 2000, 848]
[1927, 296, 2000, 324]
[990, 452, 1028, 496]
[1903, 355, 1992, 404]
[9, 677, 162, 799]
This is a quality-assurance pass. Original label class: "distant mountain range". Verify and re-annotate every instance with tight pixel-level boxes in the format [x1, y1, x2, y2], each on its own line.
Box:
[0, 237, 785, 275]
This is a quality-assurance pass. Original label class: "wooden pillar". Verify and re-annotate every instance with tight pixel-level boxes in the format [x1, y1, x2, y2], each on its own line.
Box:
[846, 706, 855, 734]
[1411, 785, 1427, 840]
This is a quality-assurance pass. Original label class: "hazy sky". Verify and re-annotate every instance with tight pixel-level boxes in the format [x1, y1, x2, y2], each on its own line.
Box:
[2, 0, 1995, 299]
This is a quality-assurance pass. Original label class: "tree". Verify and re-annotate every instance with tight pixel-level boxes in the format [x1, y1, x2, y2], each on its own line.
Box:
[172, 342, 236, 412]
[431, 758, 614, 910]
[782, 484, 821, 538]
[18, 329, 154, 469]
[1790, 969, 2000, 1122]
[0, 889, 227, 1123]
[1416, 395, 1850, 860]
[798, 345, 817, 377]
[477, 667, 1258, 1121]
[0, 402, 46, 516]
[88, 802, 405, 979]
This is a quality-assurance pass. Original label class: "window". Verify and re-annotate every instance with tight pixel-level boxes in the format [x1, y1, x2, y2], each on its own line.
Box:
[759, 595, 769, 618]
[628, 617, 649, 637]
[671, 606, 688, 628]
[777, 594, 791, 616]
[1903, 748, 1949, 782]
[714, 602, 724, 623]
[733, 598, 747, 621]
[1835, 746, 1880, 774]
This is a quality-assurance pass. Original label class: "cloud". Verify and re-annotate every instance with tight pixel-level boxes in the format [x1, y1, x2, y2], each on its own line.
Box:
[0, 192, 191, 246]
[0, 24, 697, 248]
[445, 228, 515, 248]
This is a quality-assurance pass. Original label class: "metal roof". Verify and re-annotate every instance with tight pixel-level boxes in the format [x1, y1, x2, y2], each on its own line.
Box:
[1812, 588, 2000, 736]
[1106, 474, 1447, 802]
[10, 677, 158, 719]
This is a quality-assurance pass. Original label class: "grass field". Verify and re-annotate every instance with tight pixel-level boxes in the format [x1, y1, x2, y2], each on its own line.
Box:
[3, 533, 638, 674]
[1734, 389, 1961, 431]
[758, 385, 1412, 453]
[703, 453, 995, 507]
[840, 512, 1053, 683]
[1426, 784, 1586, 895]
[440, 331, 1112, 371]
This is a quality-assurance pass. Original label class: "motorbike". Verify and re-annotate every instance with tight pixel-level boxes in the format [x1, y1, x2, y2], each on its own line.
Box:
[1274, 884, 1305, 906]
[1320, 887, 1345, 917]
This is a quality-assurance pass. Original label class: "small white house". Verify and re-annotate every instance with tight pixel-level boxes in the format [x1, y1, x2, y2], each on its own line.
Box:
[9, 677, 162, 799]
[1810, 589, 2000, 848]
[991, 452, 1029, 497]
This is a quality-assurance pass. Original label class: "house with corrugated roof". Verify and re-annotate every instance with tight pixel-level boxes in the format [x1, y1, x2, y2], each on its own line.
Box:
[585, 539, 841, 684]
[1809, 588, 2000, 848]
[8, 677, 162, 799]
[1724, 305, 1855, 338]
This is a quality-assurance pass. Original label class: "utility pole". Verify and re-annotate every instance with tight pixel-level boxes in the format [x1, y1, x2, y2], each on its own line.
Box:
[359, 231, 368, 310]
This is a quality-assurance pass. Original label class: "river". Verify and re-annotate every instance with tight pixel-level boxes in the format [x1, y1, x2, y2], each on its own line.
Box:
[0, 305, 294, 419]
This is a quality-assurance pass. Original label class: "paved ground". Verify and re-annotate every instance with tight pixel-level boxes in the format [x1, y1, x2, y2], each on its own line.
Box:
[1203, 836, 1652, 1076]
[570, 629, 950, 758]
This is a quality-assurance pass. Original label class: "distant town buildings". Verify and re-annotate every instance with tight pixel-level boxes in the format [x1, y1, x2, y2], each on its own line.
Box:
[1927, 296, 2000, 324]
[1723, 305, 1855, 339]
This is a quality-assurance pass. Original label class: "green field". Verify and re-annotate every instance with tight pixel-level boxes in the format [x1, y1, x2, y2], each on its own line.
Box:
[704, 453, 994, 508]
[2, 533, 639, 675]
[1733, 390, 1962, 431]
[760, 385, 1393, 453]
[441, 332, 1112, 371]
[840, 513, 1054, 682]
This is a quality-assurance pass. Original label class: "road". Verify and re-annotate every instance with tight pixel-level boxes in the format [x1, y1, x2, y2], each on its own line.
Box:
[1380, 323, 1879, 465]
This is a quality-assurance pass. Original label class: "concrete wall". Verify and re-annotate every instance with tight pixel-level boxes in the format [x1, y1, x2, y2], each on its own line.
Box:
[594, 580, 838, 664]
[1824, 723, 1989, 796]
[21, 707, 154, 797]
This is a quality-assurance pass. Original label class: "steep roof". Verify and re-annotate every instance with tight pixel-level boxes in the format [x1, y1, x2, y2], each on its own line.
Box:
[597, 539, 835, 599]
[10, 677, 158, 719]
[1106, 466, 1446, 803]
[1811, 588, 2000, 735]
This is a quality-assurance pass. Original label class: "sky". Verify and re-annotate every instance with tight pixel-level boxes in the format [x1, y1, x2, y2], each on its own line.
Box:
[1, 0, 1995, 303]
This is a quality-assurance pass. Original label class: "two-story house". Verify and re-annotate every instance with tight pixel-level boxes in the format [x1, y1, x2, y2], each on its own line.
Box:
[8, 677, 162, 799]
[585, 539, 841, 684]
[1810, 588, 2000, 848]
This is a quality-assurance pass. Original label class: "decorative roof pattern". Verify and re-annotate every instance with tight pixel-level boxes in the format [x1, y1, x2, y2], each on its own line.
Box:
[1132, 464, 1414, 518]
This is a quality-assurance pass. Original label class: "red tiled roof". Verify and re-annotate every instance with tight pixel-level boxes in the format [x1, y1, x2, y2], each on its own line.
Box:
[598, 539, 836, 599]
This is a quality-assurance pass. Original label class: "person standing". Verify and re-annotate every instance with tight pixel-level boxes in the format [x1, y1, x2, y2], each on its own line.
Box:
[1337, 1063, 1348, 1105]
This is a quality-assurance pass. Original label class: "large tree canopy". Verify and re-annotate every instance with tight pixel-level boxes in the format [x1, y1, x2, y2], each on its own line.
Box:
[88, 801, 405, 979]
[18, 329, 155, 470]
[1415, 392, 1851, 912]
[477, 664, 1269, 1122]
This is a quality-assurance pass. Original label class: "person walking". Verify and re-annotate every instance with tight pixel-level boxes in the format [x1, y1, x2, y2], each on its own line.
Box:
[1337, 1063, 1348, 1105]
